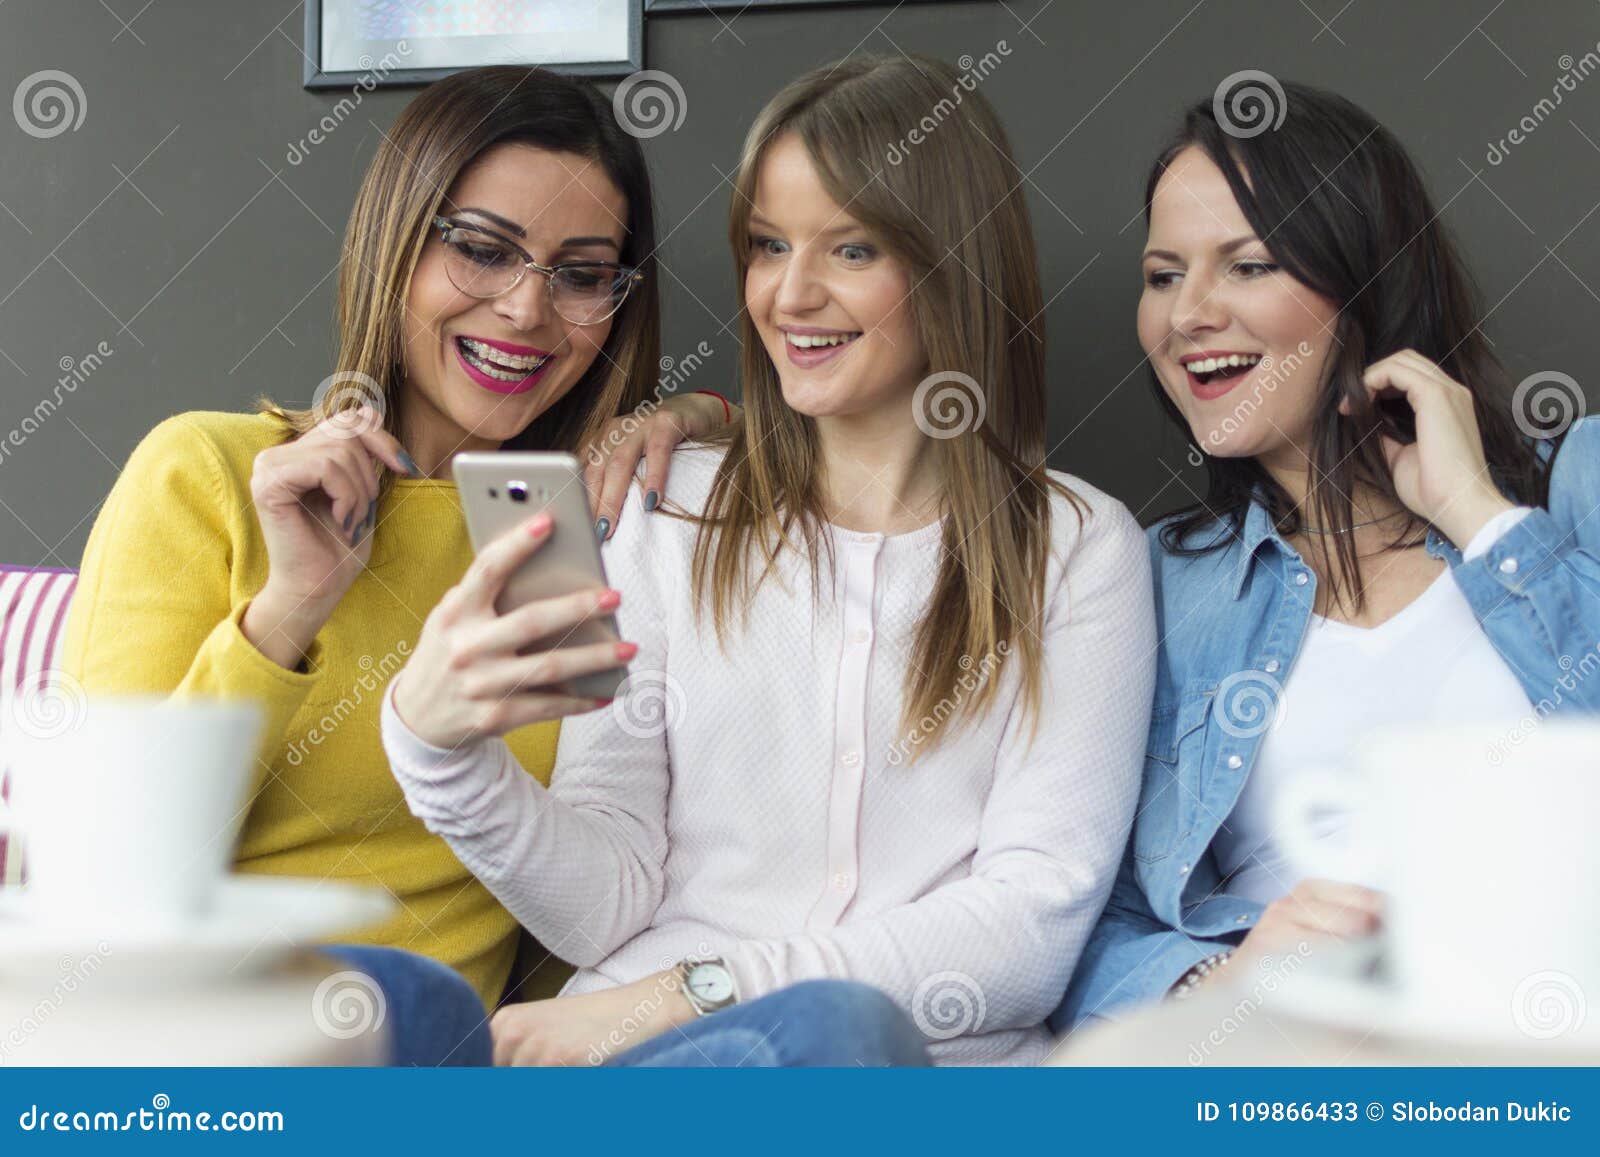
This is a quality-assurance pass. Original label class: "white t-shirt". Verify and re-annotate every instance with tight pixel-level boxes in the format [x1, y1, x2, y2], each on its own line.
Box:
[1214, 509, 1534, 903]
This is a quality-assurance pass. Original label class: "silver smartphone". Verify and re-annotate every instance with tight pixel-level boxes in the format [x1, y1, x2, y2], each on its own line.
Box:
[452, 451, 626, 700]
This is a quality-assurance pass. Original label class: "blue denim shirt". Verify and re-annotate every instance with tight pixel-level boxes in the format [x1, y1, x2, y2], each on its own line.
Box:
[1054, 416, 1600, 1032]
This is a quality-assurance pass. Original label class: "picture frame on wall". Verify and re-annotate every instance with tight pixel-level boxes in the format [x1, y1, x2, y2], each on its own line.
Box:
[303, 0, 644, 89]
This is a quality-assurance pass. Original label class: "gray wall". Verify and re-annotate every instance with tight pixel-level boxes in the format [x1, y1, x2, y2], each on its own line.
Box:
[2, 0, 1596, 566]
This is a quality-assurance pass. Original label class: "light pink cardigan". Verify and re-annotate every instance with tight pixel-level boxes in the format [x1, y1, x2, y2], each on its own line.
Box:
[382, 445, 1155, 1065]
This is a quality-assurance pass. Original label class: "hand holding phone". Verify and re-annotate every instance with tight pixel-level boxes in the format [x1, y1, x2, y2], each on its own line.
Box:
[388, 453, 635, 750]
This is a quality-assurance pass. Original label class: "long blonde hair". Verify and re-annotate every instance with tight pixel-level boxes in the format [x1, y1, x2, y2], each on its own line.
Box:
[693, 55, 1083, 756]
[258, 65, 661, 478]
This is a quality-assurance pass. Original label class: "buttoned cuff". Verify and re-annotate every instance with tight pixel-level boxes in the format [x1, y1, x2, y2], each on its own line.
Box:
[1461, 505, 1533, 562]
[1448, 505, 1566, 612]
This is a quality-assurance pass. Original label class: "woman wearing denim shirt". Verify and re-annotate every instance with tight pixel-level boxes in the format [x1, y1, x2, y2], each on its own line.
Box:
[1056, 82, 1600, 1029]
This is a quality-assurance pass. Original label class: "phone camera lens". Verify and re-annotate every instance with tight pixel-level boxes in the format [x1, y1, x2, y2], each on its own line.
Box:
[507, 482, 528, 504]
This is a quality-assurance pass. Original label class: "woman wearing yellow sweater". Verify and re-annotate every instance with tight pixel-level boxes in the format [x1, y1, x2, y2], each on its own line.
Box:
[62, 65, 731, 1065]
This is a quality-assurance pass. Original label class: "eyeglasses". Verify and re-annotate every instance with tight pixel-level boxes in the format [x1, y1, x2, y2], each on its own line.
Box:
[430, 215, 643, 326]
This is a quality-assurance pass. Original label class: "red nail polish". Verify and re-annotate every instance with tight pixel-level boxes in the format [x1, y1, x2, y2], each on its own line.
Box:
[527, 512, 552, 536]
[597, 588, 622, 610]
[616, 641, 639, 661]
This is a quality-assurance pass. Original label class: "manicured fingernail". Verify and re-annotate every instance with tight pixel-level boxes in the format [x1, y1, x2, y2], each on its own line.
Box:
[595, 698, 614, 708]
[527, 512, 553, 536]
[397, 450, 421, 477]
[352, 501, 375, 545]
[595, 517, 610, 541]
[643, 489, 659, 512]
[616, 641, 639, 661]
[597, 588, 622, 611]
[342, 508, 355, 533]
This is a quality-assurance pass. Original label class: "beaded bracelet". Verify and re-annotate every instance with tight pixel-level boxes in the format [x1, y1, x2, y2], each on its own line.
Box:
[1169, 950, 1234, 1000]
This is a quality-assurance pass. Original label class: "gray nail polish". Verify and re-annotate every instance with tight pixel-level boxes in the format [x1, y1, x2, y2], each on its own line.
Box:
[342, 508, 355, 533]
[352, 500, 375, 545]
[595, 517, 610, 541]
[643, 489, 659, 512]
[397, 450, 421, 478]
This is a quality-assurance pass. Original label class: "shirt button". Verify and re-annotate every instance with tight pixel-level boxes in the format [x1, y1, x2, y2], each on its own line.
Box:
[840, 751, 861, 767]
[1294, 572, 1309, 586]
[833, 872, 851, 890]
[1178, 863, 1190, 875]
[1264, 659, 1280, 674]
[1235, 914, 1251, 925]
[1499, 557, 1519, 575]
[850, 628, 871, 644]
[855, 534, 877, 545]
[1227, 755, 1242, 769]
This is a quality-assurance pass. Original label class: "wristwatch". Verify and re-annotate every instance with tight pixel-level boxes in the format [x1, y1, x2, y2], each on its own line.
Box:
[675, 955, 740, 1017]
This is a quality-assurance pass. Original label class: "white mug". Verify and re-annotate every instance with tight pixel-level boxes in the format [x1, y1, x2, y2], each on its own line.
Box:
[0, 696, 263, 931]
[1274, 719, 1600, 1033]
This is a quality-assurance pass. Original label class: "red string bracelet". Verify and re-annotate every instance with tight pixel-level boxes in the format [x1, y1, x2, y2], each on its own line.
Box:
[693, 389, 732, 424]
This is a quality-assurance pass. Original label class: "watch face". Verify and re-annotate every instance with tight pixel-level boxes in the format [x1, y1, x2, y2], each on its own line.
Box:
[686, 963, 734, 1004]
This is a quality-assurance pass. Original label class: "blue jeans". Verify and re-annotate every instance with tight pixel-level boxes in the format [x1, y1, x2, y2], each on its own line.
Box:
[607, 979, 931, 1067]
[319, 945, 493, 1067]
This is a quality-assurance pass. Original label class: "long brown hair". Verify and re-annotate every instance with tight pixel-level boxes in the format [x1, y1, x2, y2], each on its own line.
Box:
[259, 65, 661, 476]
[692, 55, 1082, 756]
[1148, 82, 1553, 611]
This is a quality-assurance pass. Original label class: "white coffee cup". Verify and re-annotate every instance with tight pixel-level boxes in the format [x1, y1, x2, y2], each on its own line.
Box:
[0, 696, 264, 931]
[1274, 719, 1600, 1036]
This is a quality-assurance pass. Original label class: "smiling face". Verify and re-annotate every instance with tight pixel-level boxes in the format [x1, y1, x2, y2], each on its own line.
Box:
[1137, 146, 1340, 469]
[743, 133, 924, 424]
[401, 143, 629, 457]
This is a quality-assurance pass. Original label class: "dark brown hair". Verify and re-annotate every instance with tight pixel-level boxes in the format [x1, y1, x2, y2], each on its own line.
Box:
[1147, 81, 1553, 610]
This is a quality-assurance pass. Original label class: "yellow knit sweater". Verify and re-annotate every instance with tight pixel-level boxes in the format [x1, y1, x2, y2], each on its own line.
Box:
[62, 410, 570, 1007]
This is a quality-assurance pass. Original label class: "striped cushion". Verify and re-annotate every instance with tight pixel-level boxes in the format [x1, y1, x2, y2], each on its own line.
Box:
[0, 567, 79, 887]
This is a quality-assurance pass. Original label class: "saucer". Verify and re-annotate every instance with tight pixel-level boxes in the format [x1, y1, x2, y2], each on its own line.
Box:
[1274, 939, 1600, 1059]
[0, 875, 396, 988]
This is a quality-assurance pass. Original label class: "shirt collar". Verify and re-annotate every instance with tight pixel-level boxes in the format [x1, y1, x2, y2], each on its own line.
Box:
[1229, 492, 1457, 600]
